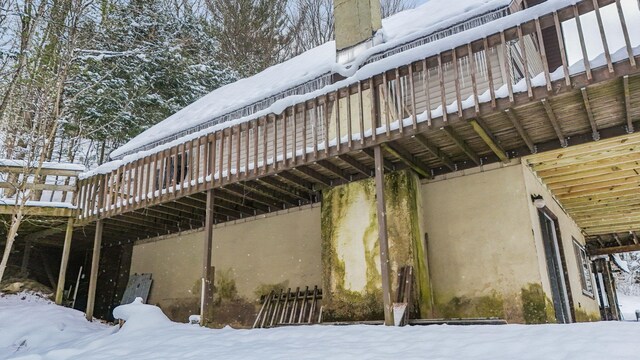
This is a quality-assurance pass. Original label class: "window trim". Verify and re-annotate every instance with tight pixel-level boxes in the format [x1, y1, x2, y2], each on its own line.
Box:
[572, 238, 595, 299]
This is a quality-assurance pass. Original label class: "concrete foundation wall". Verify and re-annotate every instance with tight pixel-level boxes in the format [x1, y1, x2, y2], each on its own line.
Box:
[522, 165, 601, 322]
[421, 163, 544, 322]
[130, 205, 322, 326]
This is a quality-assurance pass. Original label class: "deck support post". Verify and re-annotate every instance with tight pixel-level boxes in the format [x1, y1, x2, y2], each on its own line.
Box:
[85, 219, 103, 321]
[201, 189, 215, 326]
[374, 145, 394, 326]
[20, 241, 31, 276]
[55, 217, 74, 305]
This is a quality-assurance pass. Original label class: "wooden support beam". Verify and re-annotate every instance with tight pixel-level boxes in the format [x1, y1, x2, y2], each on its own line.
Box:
[413, 134, 455, 171]
[588, 243, 640, 256]
[243, 181, 299, 207]
[468, 118, 508, 162]
[338, 155, 372, 177]
[223, 184, 281, 210]
[257, 177, 309, 202]
[541, 98, 567, 147]
[381, 143, 432, 179]
[580, 88, 600, 140]
[374, 145, 393, 326]
[631, 231, 639, 245]
[216, 189, 270, 213]
[623, 76, 634, 133]
[362, 148, 394, 172]
[55, 218, 74, 305]
[201, 189, 214, 326]
[504, 109, 535, 153]
[86, 219, 103, 321]
[315, 160, 351, 182]
[275, 172, 316, 194]
[441, 126, 481, 165]
[294, 167, 333, 187]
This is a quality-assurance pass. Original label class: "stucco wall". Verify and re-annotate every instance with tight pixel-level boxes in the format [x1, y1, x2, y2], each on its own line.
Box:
[522, 165, 601, 322]
[421, 163, 545, 322]
[130, 205, 322, 325]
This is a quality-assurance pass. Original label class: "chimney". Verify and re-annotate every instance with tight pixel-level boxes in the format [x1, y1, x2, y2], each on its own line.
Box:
[334, 0, 383, 64]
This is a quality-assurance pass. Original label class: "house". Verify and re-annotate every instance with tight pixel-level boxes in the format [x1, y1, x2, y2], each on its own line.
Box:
[4, 0, 639, 327]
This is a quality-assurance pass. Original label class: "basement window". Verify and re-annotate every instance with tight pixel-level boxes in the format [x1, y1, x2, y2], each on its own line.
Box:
[573, 238, 594, 298]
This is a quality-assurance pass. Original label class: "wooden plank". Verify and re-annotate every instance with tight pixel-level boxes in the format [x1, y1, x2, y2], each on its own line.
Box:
[483, 38, 497, 109]
[573, 4, 592, 81]
[54, 217, 74, 305]
[335, 92, 342, 151]
[517, 25, 533, 99]
[467, 44, 480, 114]
[421, 59, 433, 125]
[374, 145, 393, 326]
[85, 219, 102, 321]
[553, 11, 571, 86]
[589, 243, 640, 256]
[592, 0, 613, 73]
[437, 53, 448, 122]
[541, 98, 567, 147]
[414, 134, 455, 171]
[615, 0, 636, 68]
[315, 160, 350, 182]
[452, 49, 463, 117]
[500, 31, 514, 103]
[201, 189, 214, 326]
[381, 143, 431, 179]
[441, 126, 481, 165]
[358, 81, 365, 144]
[580, 87, 600, 140]
[535, 18, 553, 92]
[408, 64, 418, 129]
[395, 68, 404, 134]
[338, 154, 372, 177]
[623, 76, 634, 133]
[469, 119, 508, 162]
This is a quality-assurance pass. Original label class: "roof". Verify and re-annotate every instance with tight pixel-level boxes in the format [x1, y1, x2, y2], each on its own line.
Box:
[110, 0, 513, 160]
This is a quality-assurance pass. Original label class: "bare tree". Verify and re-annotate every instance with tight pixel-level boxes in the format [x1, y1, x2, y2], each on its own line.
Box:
[289, 0, 416, 56]
[0, 0, 91, 284]
[205, 0, 294, 77]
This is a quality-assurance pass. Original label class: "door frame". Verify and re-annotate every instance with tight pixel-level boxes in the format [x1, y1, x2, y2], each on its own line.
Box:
[537, 207, 575, 323]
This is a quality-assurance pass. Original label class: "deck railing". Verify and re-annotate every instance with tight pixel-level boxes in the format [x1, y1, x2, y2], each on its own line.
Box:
[0, 160, 84, 209]
[77, 0, 639, 223]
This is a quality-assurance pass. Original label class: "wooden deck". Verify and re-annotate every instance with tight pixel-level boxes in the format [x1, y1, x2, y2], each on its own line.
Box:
[32, 0, 635, 255]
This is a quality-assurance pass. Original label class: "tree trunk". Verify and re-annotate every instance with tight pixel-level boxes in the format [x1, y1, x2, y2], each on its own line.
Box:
[0, 211, 24, 283]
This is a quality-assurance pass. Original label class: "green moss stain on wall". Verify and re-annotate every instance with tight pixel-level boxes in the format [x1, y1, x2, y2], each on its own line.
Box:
[574, 307, 600, 322]
[321, 170, 431, 321]
[521, 283, 556, 324]
[436, 292, 505, 319]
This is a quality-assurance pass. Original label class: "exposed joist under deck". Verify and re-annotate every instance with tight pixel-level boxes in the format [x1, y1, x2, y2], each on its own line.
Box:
[525, 131, 640, 255]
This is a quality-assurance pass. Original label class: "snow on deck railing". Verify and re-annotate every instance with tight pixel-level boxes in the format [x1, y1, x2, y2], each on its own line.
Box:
[0, 159, 85, 206]
[76, 0, 639, 222]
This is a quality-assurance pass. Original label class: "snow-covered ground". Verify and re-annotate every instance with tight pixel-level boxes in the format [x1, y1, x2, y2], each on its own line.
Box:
[618, 293, 640, 322]
[2, 293, 640, 360]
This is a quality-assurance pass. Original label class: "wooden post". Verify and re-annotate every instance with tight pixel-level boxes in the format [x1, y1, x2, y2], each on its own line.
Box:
[85, 219, 103, 321]
[201, 189, 215, 326]
[55, 217, 74, 305]
[374, 145, 394, 326]
[20, 241, 31, 276]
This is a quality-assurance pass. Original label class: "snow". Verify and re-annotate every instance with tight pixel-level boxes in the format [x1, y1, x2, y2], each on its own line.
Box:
[613, 254, 631, 273]
[0, 160, 85, 172]
[110, 0, 513, 160]
[618, 293, 640, 321]
[85, 0, 638, 180]
[3, 294, 640, 359]
[0, 199, 76, 209]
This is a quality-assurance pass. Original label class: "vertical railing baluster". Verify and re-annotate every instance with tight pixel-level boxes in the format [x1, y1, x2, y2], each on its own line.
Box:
[235, 126, 241, 180]
[408, 64, 417, 129]
[437, 53, 448, 122]
[208, 133, 217, 186]
[422, 59, 433, 126]
[483, 38, 497, 108]
[573, 5, 592, 81]
[369, 78, 377, 141]
[615, 0, 636, 68]
[452, 49, 463, 117]
[323, 96, 330, 154]
[468, 44, 480, 114]
[552, 12, 571, 86]
[346, 88, 353, 149]
[517, 25, 533, 99]
[358, 81, 365, 143]
[262, 117, 268, 174]
[293, 107, 298, 166]
[500, 31, 515, 103]
[535, 18, 553, 92]
[395, 68, 404, 133]
[302, 104, 308, 162]
[227, 127, 233, 181]
[335, 91, 341, 151]
[382, 71, 391, 136]
[282, 111, 288, 168]
[592, 0, 613, 73]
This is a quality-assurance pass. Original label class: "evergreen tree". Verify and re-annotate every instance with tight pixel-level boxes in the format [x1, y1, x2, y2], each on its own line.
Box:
[62, 0, 236, 162]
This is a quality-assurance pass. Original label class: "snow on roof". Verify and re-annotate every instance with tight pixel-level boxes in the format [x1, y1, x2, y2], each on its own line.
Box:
[110, 0, 513, 160]
[0, 159, 86, 172]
